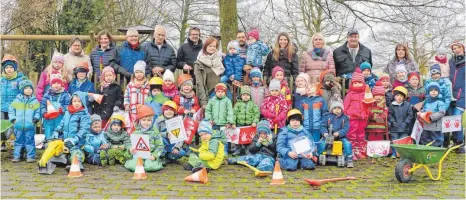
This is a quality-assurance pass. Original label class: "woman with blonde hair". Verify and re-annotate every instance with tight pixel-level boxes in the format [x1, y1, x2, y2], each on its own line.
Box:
[264, 32, 299, 82]
[383, 43, 418, 83]
[299, 32, 335, 84]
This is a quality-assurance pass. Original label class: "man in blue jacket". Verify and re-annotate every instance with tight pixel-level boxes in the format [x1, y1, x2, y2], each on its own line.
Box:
[109, 28, 145, 81]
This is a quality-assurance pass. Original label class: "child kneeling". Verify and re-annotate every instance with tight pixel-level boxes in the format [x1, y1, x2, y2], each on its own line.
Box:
[83, 115, 109, 165]
[125, 105, 165, 172]
[277, 109, 317, 171]
[228, 120, 276, 172]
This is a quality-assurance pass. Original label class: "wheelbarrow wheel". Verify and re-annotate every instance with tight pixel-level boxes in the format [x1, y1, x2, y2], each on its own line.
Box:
[395, 159, 413, 183]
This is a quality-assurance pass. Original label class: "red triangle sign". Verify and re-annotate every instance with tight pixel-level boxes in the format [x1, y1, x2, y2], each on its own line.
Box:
[135, 137, 150, 151]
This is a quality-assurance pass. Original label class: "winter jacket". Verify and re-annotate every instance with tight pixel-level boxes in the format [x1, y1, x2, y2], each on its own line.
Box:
[145, 94, 169, 117]
[385, 89, 394, 108]
[333, 42, 372, 77]
[424, 78, 451, 111]
[343, 85, 370, 120]
[384, 58, 419, 83]
[53, 92, 91, 147]
[8, 94, 40, 131]
[176, 39, 203, 69]
[388, 101, 413, 133]
[144, 40, 177, 74]
[233, 100, 260, 125]
[192, 130, 225, 169]
[40, 89, 71, 116]
[320, 113, 350, 138]
[264, 49, 299, 80]
[297, 96, 328, 130]
[84, 131, 108, 154]
[155, 116, 183, 150]
[277, 125, 313, 159]
[105, 129, 130, 148]
[124, 80, 150, 116]
[366, 103, 388, 133]
[248, 133, 277, 158]
[223, 53, 245, 81]
[36, 69, 69, 102]
[173, 93, 200, 116]
[365, 73, 378, 89]
[205, 96, 234, 126]
[0, 72, 27, 112]
[94, 83, 123, 120]
[260, 94, 290, 128]
[64, 50, 92, 81]
[250, 85, 268, 108]
[109, 41, 145, 77]
[393, 79, 407, 89]
[68, 79, 95, 94]
[421, 96, 446, 131]
[131, 125, 164, 159]
[246, 41, 270, 67]
[405, 84, 425, 106]
[321, 82, 342, 106]
[449, 55, 465, 109]
[89, 44, 116, 77]
[194, 58, 222, 106]
[299, 46, 335, 83]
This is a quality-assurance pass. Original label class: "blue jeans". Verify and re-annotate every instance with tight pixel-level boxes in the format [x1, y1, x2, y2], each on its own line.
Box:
[448, 106, 464, 144]
[390, 132, 409, 156]
[13, 130, 36, 160]
[318, 137, 353, 159]
[420, 130, 443, 147]
[237, 154, 275, 171]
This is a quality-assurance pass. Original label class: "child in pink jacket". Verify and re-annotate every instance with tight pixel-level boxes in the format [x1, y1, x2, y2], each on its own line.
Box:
[36, 52, 68, 102]
[260, 79, 290, 130]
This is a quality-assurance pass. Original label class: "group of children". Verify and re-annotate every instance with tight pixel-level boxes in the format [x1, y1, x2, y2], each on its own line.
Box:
[1, 37, 463, 174]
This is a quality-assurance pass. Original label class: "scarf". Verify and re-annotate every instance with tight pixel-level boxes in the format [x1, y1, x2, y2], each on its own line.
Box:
[129, 42, 139, 50]
[252, 81, 261, 87]
[68, 105, 85, 114]
[296, 87, 306, 95]
[2, 71, 17, 80]
[133, 78, 147, 88]
[180, 90, 195, 98]
[311, 48, 325, 60]
[455, 55, 465, 67]
[434, 56, 447, 64]
[162, 84, 177, 94]
[349, 84, 366, 93]
[197, 52, 225, 76]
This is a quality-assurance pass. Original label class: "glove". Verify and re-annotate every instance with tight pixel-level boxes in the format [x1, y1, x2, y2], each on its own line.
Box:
[124, 72, 132, 79]
[33, 119, 38, 124]
[88, 95, 95, 102]
[10, 119, 16, 124]
[113, 106, 120, 112]
[64, 138, 74, 148]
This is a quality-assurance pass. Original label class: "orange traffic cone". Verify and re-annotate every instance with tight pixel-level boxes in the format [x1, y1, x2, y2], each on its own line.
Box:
[46, 100, 60, 119]
[362, 86, 375, 104]
[68, 155, 83, 178]
[270, 160, 286, 185]
[133, 157, 147, 180]
[184, 168, 208, 184]
[88, 93, 104, 104]
[418, 112, 432, 124]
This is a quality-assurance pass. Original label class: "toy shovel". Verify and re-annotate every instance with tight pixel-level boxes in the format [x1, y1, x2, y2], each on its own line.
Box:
[237, 161, 272, 177]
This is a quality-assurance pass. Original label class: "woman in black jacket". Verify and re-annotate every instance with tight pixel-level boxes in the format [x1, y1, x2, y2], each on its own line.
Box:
[93, 66, 123, 127]
[264, 32, 299, 84]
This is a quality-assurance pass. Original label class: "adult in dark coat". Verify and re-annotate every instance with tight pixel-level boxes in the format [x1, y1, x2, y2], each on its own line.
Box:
[177, 27, 203, 81]
[333, 29, 372, 78]
[264, 32, 299, 83]
[89, 30, 116, 81]
[109, 28, 145, 80]
[144, 25, 177, 76]
[448, 41, 465, 153]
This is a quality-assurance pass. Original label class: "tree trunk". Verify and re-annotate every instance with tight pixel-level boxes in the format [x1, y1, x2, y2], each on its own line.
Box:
[179, 0, 191, 45]
[219, 0, 238, 52]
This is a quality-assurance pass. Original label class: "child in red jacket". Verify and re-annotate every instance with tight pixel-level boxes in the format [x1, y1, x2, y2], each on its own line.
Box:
[260, 79, 290, 130]
[343, 72, 371, 159]
[365, 82, 389, 142]
[271, 66, 292, 106]
[172, 74, 200, 117]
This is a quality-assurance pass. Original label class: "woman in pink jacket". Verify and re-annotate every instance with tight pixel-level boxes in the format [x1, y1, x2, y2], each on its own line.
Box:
[299, 33, 335, 84]
[36, 52, 69, 102]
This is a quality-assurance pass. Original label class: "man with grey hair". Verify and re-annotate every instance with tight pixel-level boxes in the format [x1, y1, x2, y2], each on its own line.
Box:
[109, 28, 145, 79]
[144, 25, 177, 76]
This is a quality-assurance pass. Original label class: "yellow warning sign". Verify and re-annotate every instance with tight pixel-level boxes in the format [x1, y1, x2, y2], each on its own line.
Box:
[171, 128, 180, 138]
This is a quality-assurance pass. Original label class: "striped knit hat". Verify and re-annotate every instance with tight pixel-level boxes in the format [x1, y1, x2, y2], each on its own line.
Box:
[351, 72, 364, 83]
[372, 85, 385, 96]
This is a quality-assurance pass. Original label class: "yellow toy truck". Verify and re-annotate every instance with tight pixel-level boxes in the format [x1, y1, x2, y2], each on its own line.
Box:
[319, 124, 345, 167]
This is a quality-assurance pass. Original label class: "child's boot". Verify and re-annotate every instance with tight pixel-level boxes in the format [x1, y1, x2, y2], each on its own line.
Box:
[227, 157, 238, 165]
[183, 163, 193, 171]
[347, 157, 354, 168]
[358, 142, 367, 159]
[231, 144, 240, 156]
[26, 158, 35, 163]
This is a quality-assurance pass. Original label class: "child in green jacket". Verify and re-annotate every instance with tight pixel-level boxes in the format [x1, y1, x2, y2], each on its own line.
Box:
[103, 112, 131, 165]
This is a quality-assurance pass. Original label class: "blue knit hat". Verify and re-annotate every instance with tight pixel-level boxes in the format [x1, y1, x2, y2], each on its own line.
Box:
[430, 64, 441, 75]
[1, 60, 18, 72]
[427, 82, 440, 92]
[198, 120, 212, 135]
[360, 61, 371, 72]
[250, 67, 262, 79]
[19, 79, 33, 94]
[256, 120, 272, 135]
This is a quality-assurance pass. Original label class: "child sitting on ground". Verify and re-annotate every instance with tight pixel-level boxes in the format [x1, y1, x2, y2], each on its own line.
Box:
[260, 79, 290, 130]
[173, 74, 200, 117]
[9, 80, 40, 162]
[320, 99, 353, 168]
[162, 70, 178, 99]
[221, 40, 245, 85]
[103, 113, 131, 165]
[145, 77, 169, 119]
[277, 109, 317, 171]
[125, 105, 165, 172]
[232, 86, 260, 156]
[228, 120, 277, 172]
[388, 86, 414, 158]
[249, 67, 268, 108]
[418, 82, 446, 147]
[365, 82, 389, 141]
[185, 120, 225, 173]
[393, 64, 408, 88]
[84, 115, 109, 166]
[360, 61, 378, 89]
[271, 66, 292, 105]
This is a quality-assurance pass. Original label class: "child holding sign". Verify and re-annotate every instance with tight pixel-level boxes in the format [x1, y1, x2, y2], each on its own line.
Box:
[418, 82, 446, 147]
[232, 86, 260, 156]
[124, 105, 165, 172]
[276, 109, 316, 171]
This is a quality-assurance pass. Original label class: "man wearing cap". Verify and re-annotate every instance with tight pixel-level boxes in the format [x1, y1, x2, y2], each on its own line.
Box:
[176, 27, 203, 82]
[109, 28, 145, 81]
[144, 25, 177, 76]
[333, 29, 372, 83]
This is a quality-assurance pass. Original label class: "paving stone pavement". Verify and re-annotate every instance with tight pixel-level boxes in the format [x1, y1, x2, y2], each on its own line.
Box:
[1, 150, 465, 199]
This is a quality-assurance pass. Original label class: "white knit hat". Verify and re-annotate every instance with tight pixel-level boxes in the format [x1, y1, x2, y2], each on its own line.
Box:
[163, 70, 175, 82]
[269, 79, 281, 91]
[134, 61, 146, 73]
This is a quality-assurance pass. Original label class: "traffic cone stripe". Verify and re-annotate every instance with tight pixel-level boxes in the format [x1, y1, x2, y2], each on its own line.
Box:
[68, 155, 83, 178]
[133, 157, 147, 180]
[184, 168, 208, 184]
[270, 160, 286, 185]
[272, 172, 283, 179]
[191, 172, 200, 181]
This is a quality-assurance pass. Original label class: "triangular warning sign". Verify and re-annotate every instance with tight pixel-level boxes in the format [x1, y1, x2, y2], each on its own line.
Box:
[135, 137, 150, 151]
[171, 128, 180, 138]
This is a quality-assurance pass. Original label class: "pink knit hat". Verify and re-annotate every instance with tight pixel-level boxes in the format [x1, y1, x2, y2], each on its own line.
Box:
[52, 52, 65, 63]
[100, 66, 115, 81]
[248, 29, 260, 40]
[351, 72, 364, 83]
[372, 85, 385, 96]
[272, 66, 284, 78]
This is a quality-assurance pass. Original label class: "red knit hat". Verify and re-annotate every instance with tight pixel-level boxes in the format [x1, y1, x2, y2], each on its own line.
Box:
[372, 85, 385, 96]
[272, 66, 284, 78]
[408, 72, 420, 81]
[351, 72, 364, 83]
[215, 83, 227, 92]
[375, 80, 383, 87]
[50, 74, 64, 85]
[248, 29, 260, 40]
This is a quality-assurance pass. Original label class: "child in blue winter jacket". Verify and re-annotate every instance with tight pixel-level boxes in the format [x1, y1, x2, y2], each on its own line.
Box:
[84, 114, 109, 165]
[295, 83, 328, 143]
[8, 80, 40, 162]
[245, 29, 270, 70]
[228, 120, 277, 172]
[424, 64, 451, 112]
[319, 99, 353, 168]
[51, 91, 91, 171]
[221, 40, 245, 84]
[41, 74, 71, 141]
[277, 109, 317, 171]
[418, 82, 446, 147]
[360, 61, 378, 89]
[68, 62, 95, 113]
